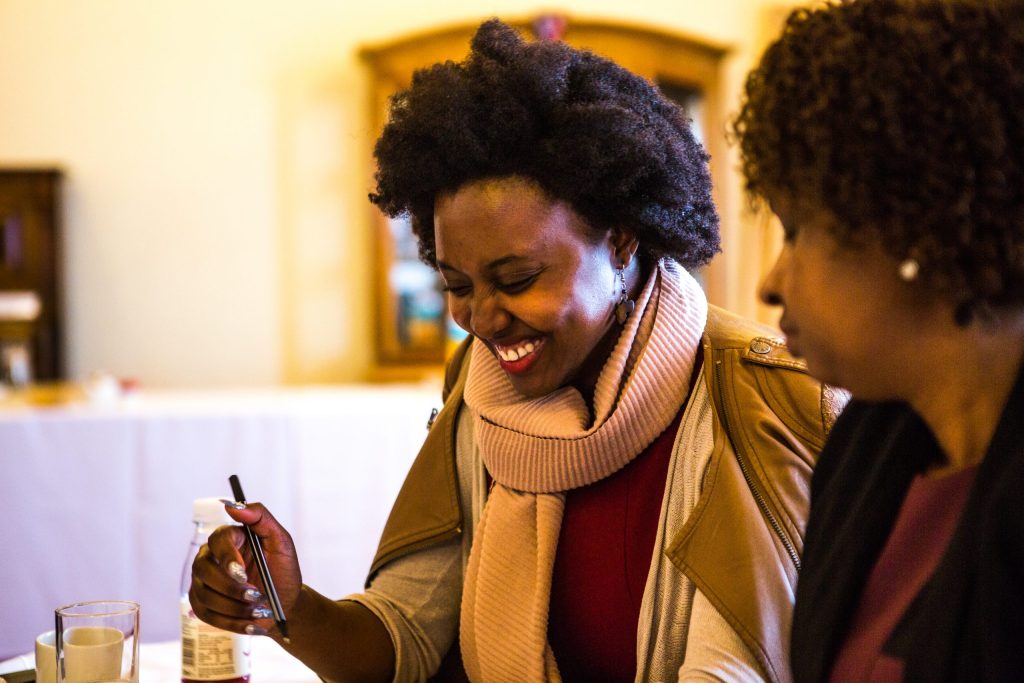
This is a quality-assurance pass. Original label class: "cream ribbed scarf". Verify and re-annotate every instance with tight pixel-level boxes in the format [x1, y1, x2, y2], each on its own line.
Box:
[459, 259, 708, 682]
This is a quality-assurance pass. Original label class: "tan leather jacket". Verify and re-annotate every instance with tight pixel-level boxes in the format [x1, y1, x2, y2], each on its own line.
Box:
[368, 305, 844, 682]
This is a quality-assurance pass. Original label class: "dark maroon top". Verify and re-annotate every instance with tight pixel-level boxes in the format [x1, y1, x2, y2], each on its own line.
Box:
[830, 464, 979, 683]
[546, 407, 682, 682]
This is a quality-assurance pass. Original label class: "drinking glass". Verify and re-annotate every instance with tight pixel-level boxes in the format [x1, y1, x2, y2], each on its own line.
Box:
[55, 600, 139, 683]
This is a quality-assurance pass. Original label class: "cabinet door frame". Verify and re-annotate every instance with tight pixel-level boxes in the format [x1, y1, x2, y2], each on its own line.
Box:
[361, 16, 730, 377]
[0, 169, 64, 381]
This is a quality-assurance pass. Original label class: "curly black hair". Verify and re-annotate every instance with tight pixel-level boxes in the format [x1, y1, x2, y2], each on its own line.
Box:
[370, 19, 719, 269]
[733, 0, 1024, 321]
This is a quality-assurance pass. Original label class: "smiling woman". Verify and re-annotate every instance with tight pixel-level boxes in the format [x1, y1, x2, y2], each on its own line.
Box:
[187, 19, 840, 683]
[434, 176, 633, 403]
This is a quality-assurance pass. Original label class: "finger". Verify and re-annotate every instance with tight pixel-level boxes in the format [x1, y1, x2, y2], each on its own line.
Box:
[188, 581, 272, 637]
[190, 545, 269, 632]
[192, 541, 258, 604]
[219, 499, 265, 527]
[216, 501, 303, 613]
[222, 502, 296, 557]
[206, 522, 248, 572]
[189, 572, 265, 620]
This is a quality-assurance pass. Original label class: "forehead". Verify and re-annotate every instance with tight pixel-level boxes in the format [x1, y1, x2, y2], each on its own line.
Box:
[440, 177, 545, 218]
[434, 177, 598, 261]
[769, 192, 831, 227]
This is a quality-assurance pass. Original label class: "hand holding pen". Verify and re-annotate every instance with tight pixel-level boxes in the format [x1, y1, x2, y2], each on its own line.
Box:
[187, 478, 302, 644]
[228, 474, 291, 642]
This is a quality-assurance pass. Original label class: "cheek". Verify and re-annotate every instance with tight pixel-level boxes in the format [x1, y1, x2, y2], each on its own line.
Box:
[516, 296, 579, 331]
[577, 258, 616, 312]
[517, 265, 612, 331]
[784, 260, 834, 317]
[448, 297, 472, 333]
[559, 274, 613, 329]
[581, 291, 613, 326]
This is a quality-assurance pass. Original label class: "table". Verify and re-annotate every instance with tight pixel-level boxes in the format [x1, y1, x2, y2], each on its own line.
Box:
[0, 384, 440, 660]
[0, 636, 320, 682]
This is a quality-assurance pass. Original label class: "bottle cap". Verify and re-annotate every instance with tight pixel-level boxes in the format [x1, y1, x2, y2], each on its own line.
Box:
[192, 497, 235, 526]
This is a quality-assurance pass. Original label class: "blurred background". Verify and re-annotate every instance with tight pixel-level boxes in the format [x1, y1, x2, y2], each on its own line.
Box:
[0, 0, 801, 661]
[0, 0, 796, 389]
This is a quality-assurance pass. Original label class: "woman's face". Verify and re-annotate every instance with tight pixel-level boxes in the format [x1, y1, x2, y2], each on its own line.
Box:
[759, 195, 947, 399]
[434, 177, 628, 399]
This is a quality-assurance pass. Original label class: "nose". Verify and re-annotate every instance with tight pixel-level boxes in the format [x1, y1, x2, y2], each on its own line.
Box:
[450, 291, 512, 341]
[760, 284, 783, 307]
[758, 247, 787, 308]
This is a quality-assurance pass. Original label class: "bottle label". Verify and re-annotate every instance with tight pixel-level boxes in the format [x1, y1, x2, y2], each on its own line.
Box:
[181, 597, 251, 680]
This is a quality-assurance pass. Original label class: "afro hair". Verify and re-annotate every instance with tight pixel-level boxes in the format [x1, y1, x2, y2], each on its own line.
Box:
[370, 19, 720, 269]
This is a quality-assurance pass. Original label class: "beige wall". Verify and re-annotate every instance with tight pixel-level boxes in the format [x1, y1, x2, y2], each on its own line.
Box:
[0, 0, 792, 386]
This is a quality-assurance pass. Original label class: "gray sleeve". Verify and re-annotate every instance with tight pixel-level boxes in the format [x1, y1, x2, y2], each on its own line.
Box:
[346, 537, 463, 683]
[678, 588, 766, 682]
[345, 409, 482, 683]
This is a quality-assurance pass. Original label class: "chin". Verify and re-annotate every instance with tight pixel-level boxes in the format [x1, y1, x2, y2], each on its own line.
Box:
[508, 377, 549, 399]
[510, 368, 575, 400]
[799, 355, 843, 390]
[804, 360, 890, 401]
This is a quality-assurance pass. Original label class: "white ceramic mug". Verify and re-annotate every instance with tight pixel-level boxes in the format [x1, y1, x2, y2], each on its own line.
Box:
[41, 626, 125, 683]
[35, 630, 57, 683]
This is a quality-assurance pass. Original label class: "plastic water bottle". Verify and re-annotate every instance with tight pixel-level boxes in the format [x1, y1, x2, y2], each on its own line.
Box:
[180, 497, 252, 682]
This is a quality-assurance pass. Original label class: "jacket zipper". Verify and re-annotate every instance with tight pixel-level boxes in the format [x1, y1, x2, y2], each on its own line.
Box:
[714, 356, 802, 572]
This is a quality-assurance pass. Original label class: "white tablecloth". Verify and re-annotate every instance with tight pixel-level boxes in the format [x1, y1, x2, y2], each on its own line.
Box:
[0, 385, 440, 660]
[0, 636, 319, 682]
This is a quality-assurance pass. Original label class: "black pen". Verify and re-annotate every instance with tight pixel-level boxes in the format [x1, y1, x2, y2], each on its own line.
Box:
[228, 474, 290, 643]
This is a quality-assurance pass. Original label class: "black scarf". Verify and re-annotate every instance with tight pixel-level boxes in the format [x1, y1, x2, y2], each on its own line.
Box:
[791, 364, 1024, 682]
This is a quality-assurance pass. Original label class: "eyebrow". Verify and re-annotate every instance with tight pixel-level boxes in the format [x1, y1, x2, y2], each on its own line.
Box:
[437, 255, 533, 273]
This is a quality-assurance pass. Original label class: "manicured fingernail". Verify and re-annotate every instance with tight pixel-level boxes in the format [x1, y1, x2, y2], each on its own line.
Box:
[228, 561, 247, 583]
[250, 606, 274, 622]
[219, 498, 246, 510]
[245, 624, 267, 636]
[242, 588, 262, 602]
[252, 606, 273, 619]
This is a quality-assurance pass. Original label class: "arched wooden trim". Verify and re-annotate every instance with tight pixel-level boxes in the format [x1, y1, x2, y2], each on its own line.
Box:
[361, 16, 732, 375]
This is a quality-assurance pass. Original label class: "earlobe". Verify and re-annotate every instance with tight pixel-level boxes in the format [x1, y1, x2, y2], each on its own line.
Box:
[610, 228, 640, 267]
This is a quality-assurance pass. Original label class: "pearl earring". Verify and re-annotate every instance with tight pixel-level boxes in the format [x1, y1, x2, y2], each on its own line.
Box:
[898, 258, 919, 282]
[615, 266, 634, 324]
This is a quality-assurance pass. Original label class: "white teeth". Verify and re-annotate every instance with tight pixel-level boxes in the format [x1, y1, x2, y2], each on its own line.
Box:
[497, 340, 538, 362]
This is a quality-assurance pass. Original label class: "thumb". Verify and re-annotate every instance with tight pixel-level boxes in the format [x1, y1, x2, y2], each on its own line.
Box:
[220, 500, 294, 555]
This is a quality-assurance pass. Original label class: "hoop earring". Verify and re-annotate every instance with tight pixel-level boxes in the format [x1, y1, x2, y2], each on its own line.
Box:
[615, 266, 635, 324]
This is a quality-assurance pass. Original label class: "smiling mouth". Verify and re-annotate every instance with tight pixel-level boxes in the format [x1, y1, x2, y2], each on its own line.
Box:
[493, 338, 544, 374]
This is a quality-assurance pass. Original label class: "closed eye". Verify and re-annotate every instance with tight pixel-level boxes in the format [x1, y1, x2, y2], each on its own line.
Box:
[497, 273, 539, 294]
[441, 283, 472, 297]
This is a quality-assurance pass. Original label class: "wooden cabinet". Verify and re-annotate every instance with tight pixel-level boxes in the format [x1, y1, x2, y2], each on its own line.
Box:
[360, 16, 729, 378]
[0, 169, 63, 382]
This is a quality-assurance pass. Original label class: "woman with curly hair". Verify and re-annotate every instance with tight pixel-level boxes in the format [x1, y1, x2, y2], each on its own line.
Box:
[734, 0, 1024, 678]
[190, 19, 836, 682]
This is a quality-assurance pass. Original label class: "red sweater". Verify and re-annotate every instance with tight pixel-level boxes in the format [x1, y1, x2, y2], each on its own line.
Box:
[547, 409, 682, 681]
